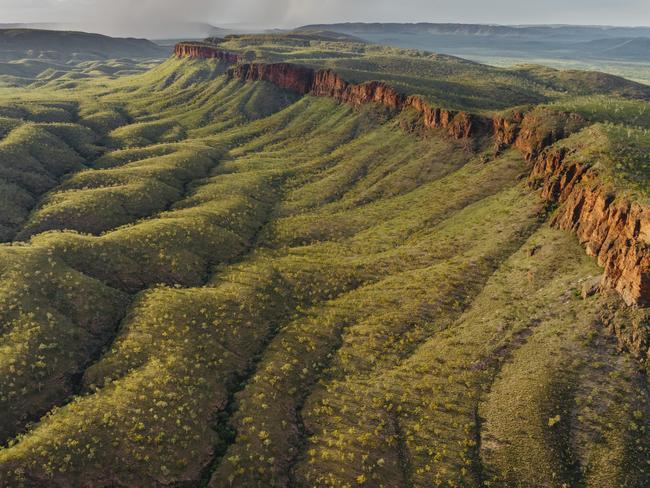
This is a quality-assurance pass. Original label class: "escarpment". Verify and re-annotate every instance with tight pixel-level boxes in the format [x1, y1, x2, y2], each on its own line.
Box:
[176, 47, 648, 307]
[497, 111, 649, 307]
[230, 62, 316, 95]
[229, 62, 492, 138]
[174, 47, 499, 140]
[530, 147, 650, 307]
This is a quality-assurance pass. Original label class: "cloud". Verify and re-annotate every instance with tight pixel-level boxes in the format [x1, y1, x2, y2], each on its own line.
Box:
[0, 0, 648, 37]
[12, 0, 296, 36]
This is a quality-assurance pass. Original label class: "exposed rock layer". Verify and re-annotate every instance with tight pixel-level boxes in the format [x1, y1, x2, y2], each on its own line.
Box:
[175, 46, 649, 307]
[229, 62, 491, 139]
[530, 148, 650, 306]
[174, 46, 503, 141]
[231, 63, 316, 95]
[492, 109, 589, 161]
[174, 43, 241, 63]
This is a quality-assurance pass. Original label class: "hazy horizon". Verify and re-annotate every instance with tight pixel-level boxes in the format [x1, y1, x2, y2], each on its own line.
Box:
[1, 0, 649, 38]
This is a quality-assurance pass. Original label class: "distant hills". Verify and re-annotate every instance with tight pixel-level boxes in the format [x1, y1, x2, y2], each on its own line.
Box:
[0, 29, 169, 61]
[0, 29, 169, 87]
[0, 22, 253, 42]
[296, 23, 650, 60]
[299, 23, 650, 41]
[576, 37, 650, 59]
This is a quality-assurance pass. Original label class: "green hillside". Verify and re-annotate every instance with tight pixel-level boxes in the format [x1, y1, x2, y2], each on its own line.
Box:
[0, 33, 647, 487]
[0, 29, 168, 88]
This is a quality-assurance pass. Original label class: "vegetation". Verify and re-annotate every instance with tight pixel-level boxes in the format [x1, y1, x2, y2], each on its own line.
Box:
[295, 23, 650, 84]
[0, 32, 647, 487]
[544, 123, 650, 203]
[0, 31, 167, 89]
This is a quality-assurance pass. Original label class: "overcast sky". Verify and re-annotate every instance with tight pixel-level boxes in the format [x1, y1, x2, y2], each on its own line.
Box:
[1, 0, 649, 37]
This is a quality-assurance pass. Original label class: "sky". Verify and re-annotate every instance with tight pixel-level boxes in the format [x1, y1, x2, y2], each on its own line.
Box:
[1, 0, 649, 37]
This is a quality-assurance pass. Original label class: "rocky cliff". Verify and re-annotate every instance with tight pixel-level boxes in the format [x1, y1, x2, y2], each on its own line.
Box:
[228, 63, 492, 138]
[492, 109, 588, 161]
[176, 47, 649, 307]
[230, 63, 315, 95]
[173, 48, 497, 140]
[174, 43, 241, 63]
[530, 147, 650, 307]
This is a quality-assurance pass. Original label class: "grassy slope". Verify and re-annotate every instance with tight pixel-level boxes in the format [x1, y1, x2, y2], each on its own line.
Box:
[0, 38, 646, 487]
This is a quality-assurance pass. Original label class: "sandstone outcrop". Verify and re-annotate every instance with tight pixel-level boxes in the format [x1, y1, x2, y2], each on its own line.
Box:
[492, 109, 587, 161]
[174, 43, 241, 64]
[229, 63, 315, 95]
[529, 147, 650, 306]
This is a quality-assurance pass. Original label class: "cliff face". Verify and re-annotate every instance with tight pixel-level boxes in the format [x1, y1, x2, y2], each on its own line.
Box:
[228, 63, 492, 138]
[173, 48, 490, 139]
[174, 43, 241, 64]
[405, 94, 489, 138]
[312, 70, 408, 110]
[175, 47, 649, 307]
[492, 112, 524, 151]
[230, 63, 315, 95]
[530, 147, 650, 306]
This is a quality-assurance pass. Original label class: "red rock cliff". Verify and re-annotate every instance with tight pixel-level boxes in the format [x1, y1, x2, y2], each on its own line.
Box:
[174, 43, 241, 64]
[229, 63, 315, 95]
[492, 109, 649, 306]
[492, 109, 588, 161]
[529, 147, 650, 306]
[227, 63, 491, 139]
[174, 50, 490, 139]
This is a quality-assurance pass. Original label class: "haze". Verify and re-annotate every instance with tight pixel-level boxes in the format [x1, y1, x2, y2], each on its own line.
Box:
[1, 0, 649, 38]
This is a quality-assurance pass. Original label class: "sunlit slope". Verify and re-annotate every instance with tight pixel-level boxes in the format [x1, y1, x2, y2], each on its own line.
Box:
[0, 55, 646, 488]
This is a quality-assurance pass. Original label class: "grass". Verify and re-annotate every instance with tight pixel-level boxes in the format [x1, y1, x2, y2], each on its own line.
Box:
[548, 123, 650, 203]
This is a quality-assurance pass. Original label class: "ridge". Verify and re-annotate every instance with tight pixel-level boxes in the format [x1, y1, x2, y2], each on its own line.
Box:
[174, 44, 649, 307]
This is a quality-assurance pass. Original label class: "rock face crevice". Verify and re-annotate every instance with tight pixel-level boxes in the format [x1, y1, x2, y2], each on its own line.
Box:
[175, 45, 649, 307]
[492, 109, 588, 161]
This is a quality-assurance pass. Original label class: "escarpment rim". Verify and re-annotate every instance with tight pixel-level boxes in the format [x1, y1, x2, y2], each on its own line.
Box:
[174, 44, 650, 307]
